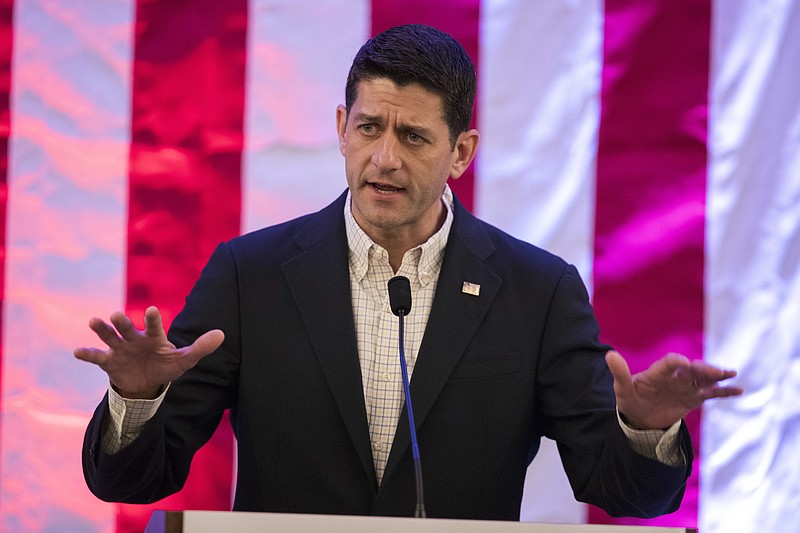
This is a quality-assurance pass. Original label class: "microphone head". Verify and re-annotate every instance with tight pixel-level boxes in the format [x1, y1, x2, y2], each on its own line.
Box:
[387, 275, 412, 316]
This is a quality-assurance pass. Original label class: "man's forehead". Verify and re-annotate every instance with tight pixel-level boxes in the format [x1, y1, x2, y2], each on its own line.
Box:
[351, 78, 446, 123]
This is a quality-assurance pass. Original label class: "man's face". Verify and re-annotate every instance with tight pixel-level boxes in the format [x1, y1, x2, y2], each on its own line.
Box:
[336, 78, 478, 247]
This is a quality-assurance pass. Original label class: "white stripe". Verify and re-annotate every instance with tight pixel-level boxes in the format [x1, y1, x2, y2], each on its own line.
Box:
[476, 0, 601, 285]
[0, 1, 135, 531]
[703, 1, 800, 532]
[477, 0, 603, 523]
[242, 0, 370, 233]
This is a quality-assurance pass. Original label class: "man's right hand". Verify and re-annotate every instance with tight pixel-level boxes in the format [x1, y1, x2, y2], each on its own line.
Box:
[74, 306, 224, 399]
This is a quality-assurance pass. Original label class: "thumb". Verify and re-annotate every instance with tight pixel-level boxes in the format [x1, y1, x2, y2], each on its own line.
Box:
[605, 350, 633, 394]
[184, 329, 225, 364]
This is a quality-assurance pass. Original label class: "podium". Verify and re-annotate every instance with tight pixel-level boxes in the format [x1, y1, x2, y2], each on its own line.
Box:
[144, 510, 697, 533]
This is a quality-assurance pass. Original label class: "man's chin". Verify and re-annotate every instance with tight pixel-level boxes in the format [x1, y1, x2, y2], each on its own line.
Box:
[354, 210, 406, 235]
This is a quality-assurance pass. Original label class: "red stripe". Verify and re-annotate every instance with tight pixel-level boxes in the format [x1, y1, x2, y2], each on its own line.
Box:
[0, 0, 12, 470]
[120, 1, 248, 531]
[591, 0, 711, 526]
[370, 0, 480, 212]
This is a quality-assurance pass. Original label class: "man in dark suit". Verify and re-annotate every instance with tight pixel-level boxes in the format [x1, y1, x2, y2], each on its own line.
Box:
[76, 24, 741, 520]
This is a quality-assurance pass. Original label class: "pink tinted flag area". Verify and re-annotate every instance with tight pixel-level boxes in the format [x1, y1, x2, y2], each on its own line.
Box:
[1, 0, 132, 531]
[592, 0, 710, 526]
[1, 386, 112, 532]
[2, 1, 800, 533]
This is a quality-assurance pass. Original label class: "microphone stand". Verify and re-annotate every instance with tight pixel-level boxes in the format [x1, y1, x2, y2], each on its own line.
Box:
[388, 275, 426, 518]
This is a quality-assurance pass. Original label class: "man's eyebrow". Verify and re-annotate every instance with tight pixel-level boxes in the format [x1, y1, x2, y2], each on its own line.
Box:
[351, 112, 437, 139]
[402, 123, 436, 138]
[352, 112, 383, 123]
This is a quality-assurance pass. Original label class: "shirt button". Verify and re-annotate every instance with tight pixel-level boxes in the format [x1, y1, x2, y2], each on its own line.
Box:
[373, 441, 386, 452]
[381, 372, 391, 382]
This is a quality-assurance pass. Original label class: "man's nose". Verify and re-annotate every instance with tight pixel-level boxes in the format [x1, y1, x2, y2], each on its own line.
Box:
[371, 133, 401, 172]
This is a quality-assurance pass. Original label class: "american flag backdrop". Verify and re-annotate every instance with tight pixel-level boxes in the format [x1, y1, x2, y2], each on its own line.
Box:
[1, 0, 799, 532]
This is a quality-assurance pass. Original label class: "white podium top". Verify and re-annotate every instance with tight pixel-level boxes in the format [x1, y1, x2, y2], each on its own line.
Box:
[145, 510, 696, 533]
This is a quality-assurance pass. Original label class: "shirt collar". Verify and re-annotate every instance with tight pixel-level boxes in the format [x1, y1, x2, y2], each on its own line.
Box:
[345, 185, 454, 285]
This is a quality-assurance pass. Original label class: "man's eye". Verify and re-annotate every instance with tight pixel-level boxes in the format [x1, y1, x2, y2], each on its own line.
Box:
[406, 132, 424, 144]
[360, 124, 378, 135]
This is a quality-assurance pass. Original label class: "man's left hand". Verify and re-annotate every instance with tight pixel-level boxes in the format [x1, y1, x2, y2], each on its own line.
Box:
[606, 350, 744, 430]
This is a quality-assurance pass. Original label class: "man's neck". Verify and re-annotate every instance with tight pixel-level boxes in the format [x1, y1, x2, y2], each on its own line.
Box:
[375, 202, 448, 272]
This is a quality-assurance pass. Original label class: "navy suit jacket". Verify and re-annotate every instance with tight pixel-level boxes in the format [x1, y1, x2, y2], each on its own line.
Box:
[83, 191, 692, 519]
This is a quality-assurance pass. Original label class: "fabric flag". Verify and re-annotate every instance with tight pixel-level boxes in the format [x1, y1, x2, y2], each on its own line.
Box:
[1, 1, 798, 532]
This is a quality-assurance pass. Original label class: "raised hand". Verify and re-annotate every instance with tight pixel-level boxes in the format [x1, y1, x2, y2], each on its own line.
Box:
[606, 350, 743, 430]
[74, 306, 224, 399]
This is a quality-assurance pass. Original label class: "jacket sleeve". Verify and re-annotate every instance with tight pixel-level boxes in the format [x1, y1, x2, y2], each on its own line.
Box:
[536, 264, 693, 518]
[82, 242, 241, 503]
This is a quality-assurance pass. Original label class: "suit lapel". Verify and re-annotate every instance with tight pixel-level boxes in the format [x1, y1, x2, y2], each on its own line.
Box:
[381, 198, 502, 486]
[281, 192, 377, 489]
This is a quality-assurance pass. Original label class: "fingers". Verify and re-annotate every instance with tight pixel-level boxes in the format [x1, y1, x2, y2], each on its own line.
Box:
[684, 360, 739, 391]
[697, 385, 743, 401]
[110, 311, 140, 342]
[144, 306, 165, 337]
[87, 308, 164, 349]
[73, 346, 110, 366]
[86, 310, 147, 349]
[88, 317, 124, 349]
[707, 385, 745, 399]
[655, 352, 691, 374]
[690, 360, 743, 399]
[654, 354, 743, 402]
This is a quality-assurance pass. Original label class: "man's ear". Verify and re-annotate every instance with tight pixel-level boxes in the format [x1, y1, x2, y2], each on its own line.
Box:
[336, 104, 348, 156]
[449, 129, 480, 180]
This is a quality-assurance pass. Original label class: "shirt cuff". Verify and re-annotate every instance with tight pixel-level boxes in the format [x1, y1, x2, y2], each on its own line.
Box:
[101, 383, 169, 454]
[617, 409, 686, 467]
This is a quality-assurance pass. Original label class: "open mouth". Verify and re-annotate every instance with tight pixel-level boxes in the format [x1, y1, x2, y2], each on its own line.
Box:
[371, 183, 403, 194]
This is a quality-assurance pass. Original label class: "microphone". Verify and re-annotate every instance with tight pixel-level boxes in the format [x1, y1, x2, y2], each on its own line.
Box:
[387, 275, 426, 518]
[388, 275, 412, 316]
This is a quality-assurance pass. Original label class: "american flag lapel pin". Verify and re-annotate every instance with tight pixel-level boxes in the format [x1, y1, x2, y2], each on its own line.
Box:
[462, 281, 481, 296]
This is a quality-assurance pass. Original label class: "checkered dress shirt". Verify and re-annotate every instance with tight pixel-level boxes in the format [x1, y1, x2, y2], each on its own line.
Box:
[103, 185, 684, 472]
[343, 186, 454, 482]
